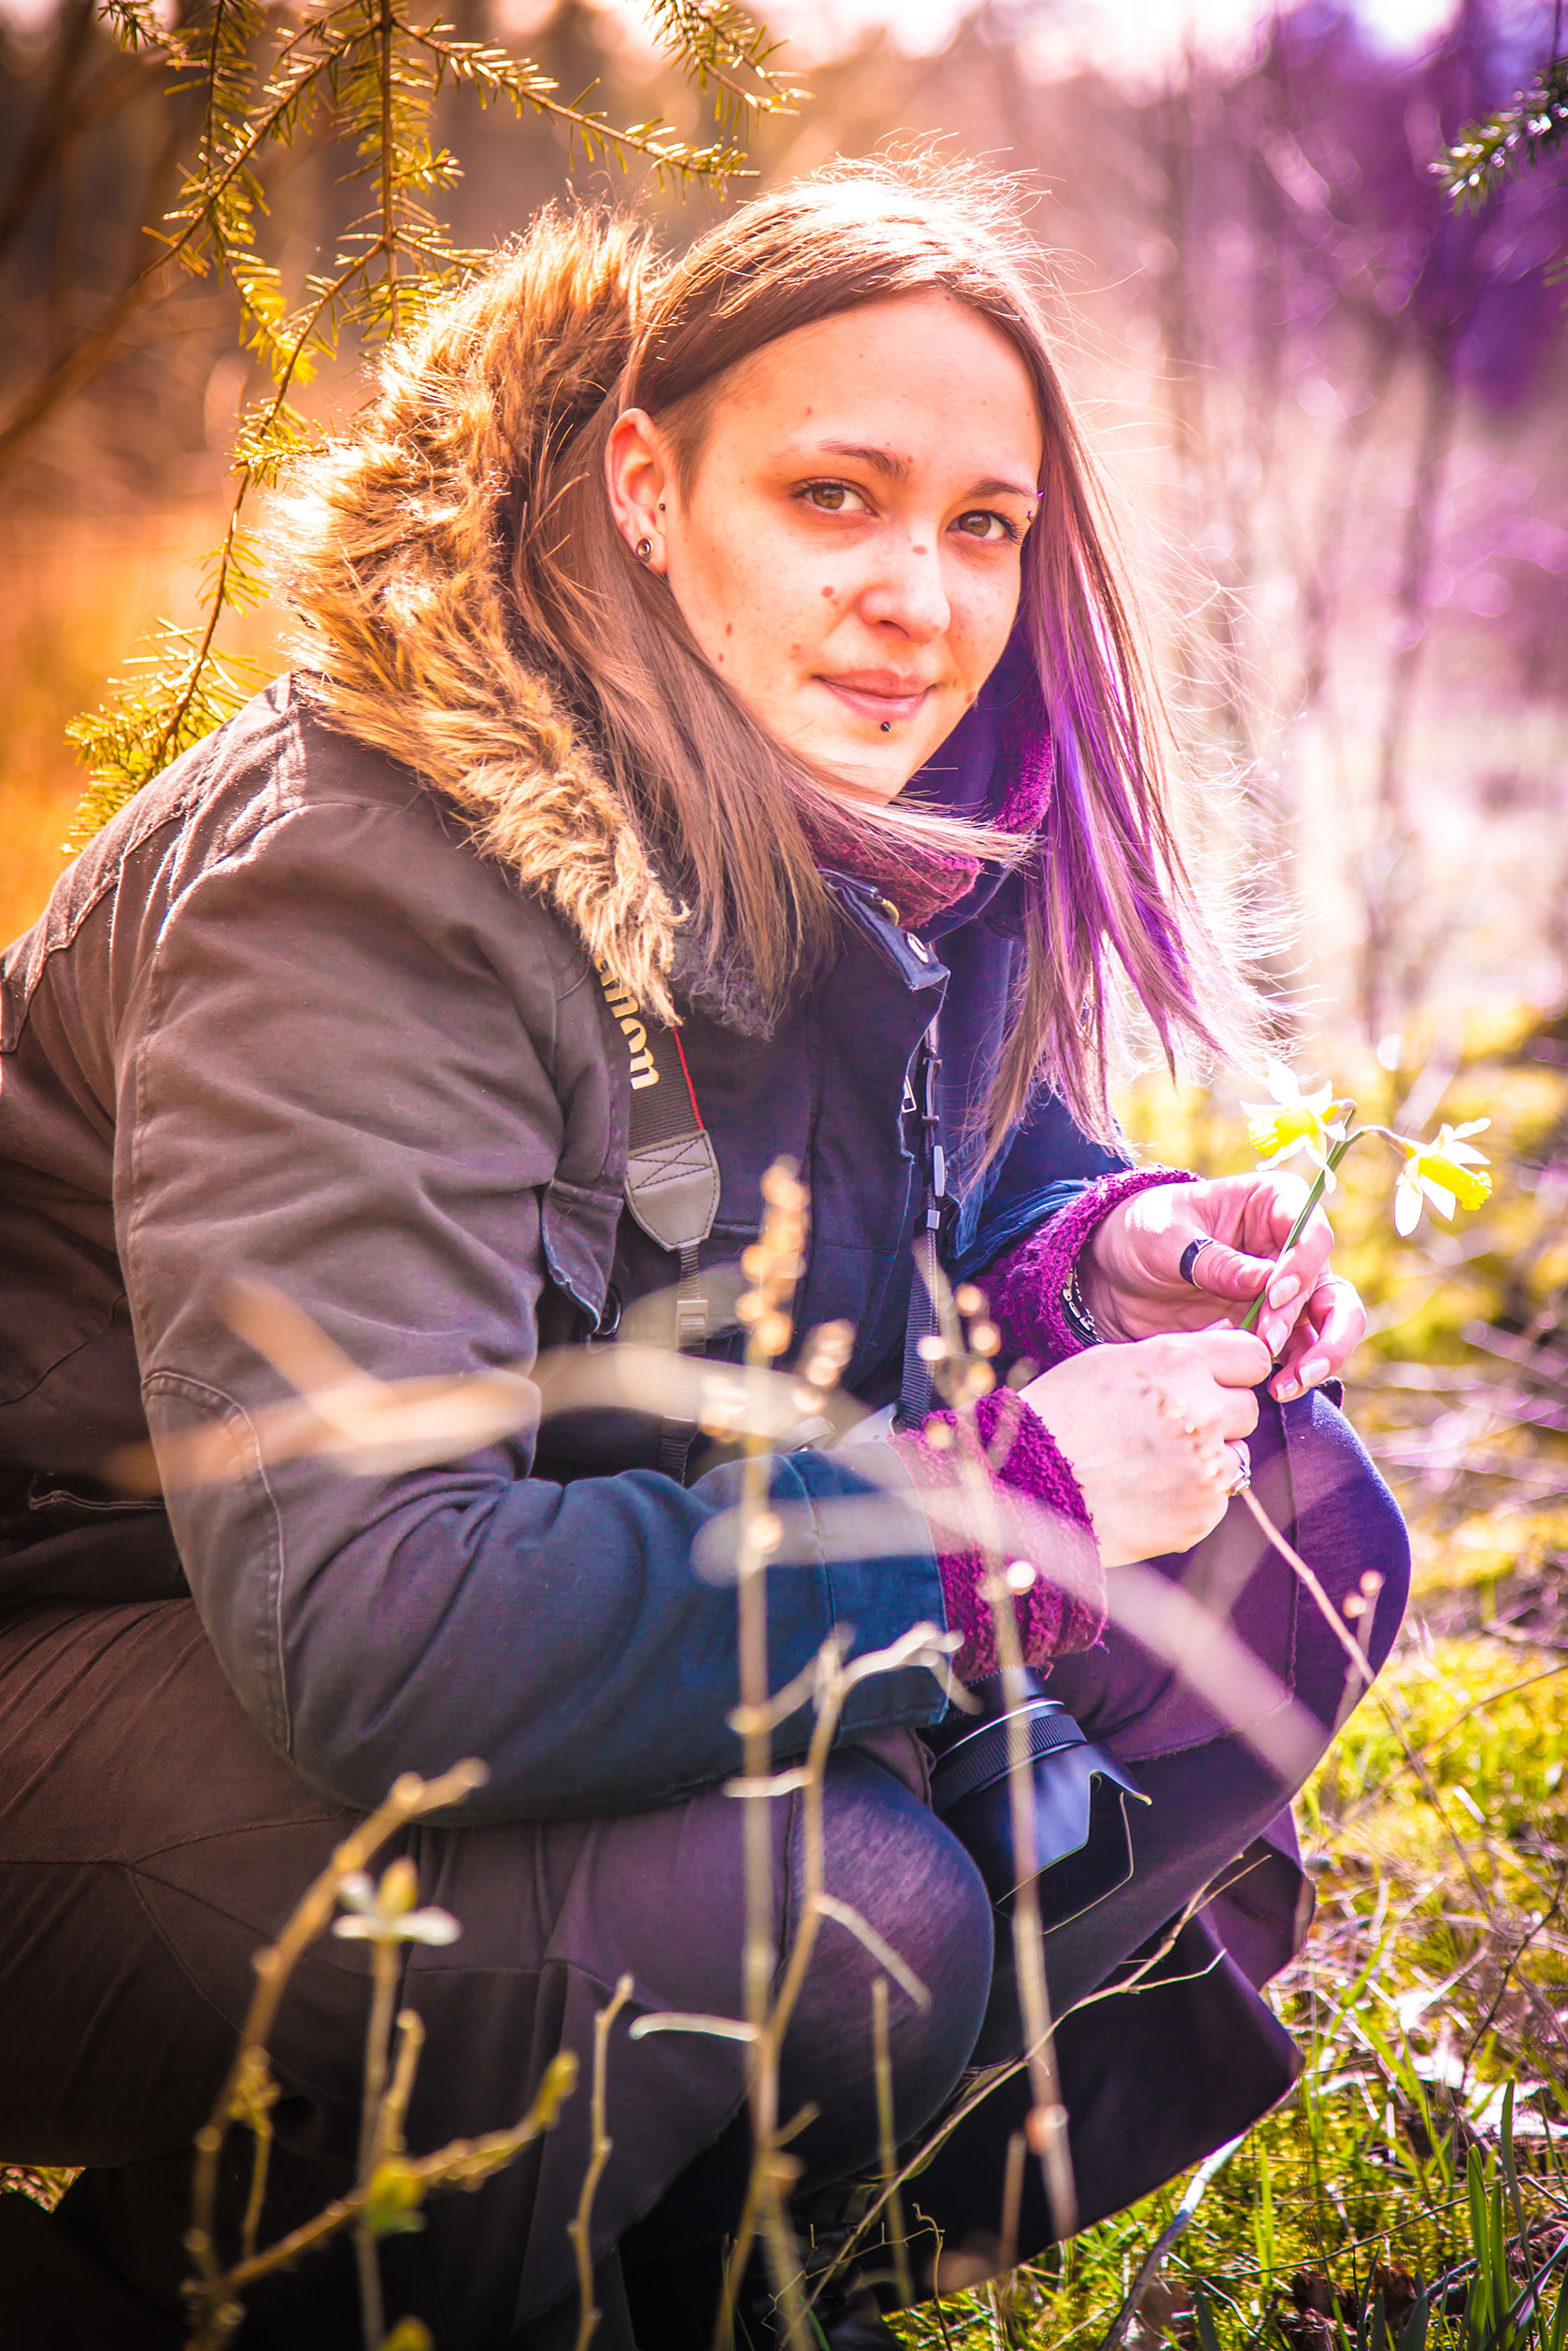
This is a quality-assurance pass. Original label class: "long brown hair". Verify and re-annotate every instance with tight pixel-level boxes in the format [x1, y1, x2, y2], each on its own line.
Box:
[281, 158, 1269, 1151]
[512, 160, 1269, 1147]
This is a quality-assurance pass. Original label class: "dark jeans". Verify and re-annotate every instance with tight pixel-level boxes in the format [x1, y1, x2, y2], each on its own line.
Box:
[0, 1392, 1408, 2350]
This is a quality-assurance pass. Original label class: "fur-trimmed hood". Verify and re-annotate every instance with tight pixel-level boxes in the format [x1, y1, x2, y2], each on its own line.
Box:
[276, 212, 685, 1019]
[275, 208, 1057, 1029]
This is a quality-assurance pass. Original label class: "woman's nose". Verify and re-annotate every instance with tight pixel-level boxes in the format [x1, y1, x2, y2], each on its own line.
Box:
[860, 535, 951, 641]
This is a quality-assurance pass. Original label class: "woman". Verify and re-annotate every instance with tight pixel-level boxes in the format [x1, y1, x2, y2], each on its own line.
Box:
[0, 163, 1408, 2347]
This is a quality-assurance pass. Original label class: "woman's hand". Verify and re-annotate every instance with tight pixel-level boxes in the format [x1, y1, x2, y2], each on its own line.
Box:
[1079, 1175, 1367, 1403]
[1020, 1330, 1270, 1566]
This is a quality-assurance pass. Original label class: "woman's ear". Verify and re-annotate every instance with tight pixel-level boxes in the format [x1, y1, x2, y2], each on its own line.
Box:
[606, 408, 673, 573]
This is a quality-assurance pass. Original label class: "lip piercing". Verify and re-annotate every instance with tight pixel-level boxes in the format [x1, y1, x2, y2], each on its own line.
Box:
[879, 720, 892, 734]
[634, 537, 653, 562]
[1179, 1236, 1216, 1286]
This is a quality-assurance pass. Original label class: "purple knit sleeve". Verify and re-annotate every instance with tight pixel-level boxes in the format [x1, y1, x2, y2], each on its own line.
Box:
[889, 1388, 1105, 1681]
[985, 1166, 1199, 1373]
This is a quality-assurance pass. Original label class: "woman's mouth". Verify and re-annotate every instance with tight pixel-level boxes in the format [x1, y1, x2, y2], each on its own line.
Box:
[818, 671, 934, 727]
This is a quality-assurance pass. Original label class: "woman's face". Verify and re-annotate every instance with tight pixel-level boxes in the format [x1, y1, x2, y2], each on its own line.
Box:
[606, 292, 1045, 801]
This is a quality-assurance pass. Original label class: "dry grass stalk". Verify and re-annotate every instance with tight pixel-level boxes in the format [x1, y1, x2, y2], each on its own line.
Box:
[921, 1266, 1078, 2243]
[620, 1160, 966, 2349]
[185, 2059, 577, 2316]
[182, 1760, 582, 2351]
[568, 1974, 635, 2351]
[875, 1974, 918, 2308]
[732, 1160, 815, 2349]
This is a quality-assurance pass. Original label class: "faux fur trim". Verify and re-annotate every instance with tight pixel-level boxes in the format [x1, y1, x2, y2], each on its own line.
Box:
[274, 212, 682, 1020]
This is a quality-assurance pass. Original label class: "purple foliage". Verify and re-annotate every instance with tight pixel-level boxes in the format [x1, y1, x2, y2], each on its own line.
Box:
[1181, 1, 1566, 407]
[1138, 0, 1568, 701]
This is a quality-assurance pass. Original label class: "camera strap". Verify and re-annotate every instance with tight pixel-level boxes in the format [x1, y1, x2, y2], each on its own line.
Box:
[596, 966, 720, 1479]
[896, 1016, 947, 1432]
[596, 971, 947, 1476]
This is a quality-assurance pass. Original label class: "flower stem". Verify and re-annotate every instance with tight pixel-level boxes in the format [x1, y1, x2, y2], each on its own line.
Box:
[1238, 1133, 1360, 1334]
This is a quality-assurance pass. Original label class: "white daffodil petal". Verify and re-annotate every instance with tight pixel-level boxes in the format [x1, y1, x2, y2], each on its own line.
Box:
[1303, 1081, 1334, 1117]
[404, 1910, 461, 1945]
[1419, 1176, 1457, 1220]
[337, 1874, 376, 1912]
[332, 1916, 376, 1940]
[1265, 1063, 1300, 1105]
[1394, 1176, 1422, 1235]
[1452, 1119, 1490, 1140]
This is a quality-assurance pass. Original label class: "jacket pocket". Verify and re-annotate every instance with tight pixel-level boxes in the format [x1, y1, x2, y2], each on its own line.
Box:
[539, 1177, 620, 1331]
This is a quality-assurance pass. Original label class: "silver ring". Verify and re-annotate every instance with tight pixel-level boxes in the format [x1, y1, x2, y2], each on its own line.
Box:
[1225, 1441, 1252, 1495]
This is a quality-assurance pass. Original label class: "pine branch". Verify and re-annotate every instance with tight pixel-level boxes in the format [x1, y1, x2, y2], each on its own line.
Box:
[56, 0, 800, 847]
[99, 0, 165, 47]
[1437, 51, 1568, 212]
[406, 21, 754, 189]
[643, 0, 805, 134]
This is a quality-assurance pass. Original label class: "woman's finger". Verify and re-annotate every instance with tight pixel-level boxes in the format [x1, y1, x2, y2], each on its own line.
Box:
[1269, 1296, 1327, 1393]
[1188, 1239, 1272, 1309]
[1253, 1207, 1337, 1354]
[1238, 1173, 1312, 1255]
[1217, 1379, 1262, 1442]
[1270, 1276, 1366, 1399]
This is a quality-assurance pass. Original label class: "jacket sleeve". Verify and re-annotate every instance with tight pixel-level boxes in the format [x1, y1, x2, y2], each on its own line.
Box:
[952, 1081, 1133, 1279]
[119, 799, 948, 1819]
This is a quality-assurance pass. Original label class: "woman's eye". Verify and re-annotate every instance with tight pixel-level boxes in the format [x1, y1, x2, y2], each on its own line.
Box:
[799, 480, 869, 516]
[953, 509, 1019, 544]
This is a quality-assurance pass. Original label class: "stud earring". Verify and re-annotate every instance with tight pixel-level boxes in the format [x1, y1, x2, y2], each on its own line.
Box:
[634, 537, 653, 563]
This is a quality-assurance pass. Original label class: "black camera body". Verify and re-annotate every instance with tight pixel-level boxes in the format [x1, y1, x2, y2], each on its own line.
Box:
[926, 1671, 1147, 1930]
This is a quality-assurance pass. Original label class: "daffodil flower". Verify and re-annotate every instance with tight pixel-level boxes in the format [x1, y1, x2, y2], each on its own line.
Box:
[332, 1859, 460, 1948]
[1241, 1064, 1351, 1186]
[1392, 1120, 1492, 1236]
[1237, 1072, 1495, 1340]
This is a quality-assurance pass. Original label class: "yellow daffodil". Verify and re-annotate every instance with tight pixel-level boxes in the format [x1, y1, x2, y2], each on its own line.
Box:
[1392, 1120, 1492, 1235]
[1242, 1063, 1351, 1185]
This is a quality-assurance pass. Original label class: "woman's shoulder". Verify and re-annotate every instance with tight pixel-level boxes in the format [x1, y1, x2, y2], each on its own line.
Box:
[3, 675, 605, 1097]
[129, 671, 562, 900]
[36, 675, 591, 987]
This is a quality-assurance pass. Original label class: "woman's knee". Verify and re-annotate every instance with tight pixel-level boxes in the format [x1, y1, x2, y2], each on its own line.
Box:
[1287, 1390, 1410, 1680]
[782, 1747, 992, 2159]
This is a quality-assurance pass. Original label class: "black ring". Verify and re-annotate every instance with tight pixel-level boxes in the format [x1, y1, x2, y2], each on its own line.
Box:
[1178, 1237, 1214, 1287]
